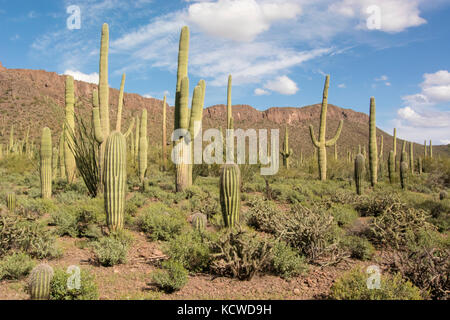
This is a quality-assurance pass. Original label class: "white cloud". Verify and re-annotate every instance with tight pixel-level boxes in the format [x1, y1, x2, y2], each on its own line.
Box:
[254, 88, 270, 96]
[375, 75, 388, 81]
[329, 0, 426, 33]
[338, 83, 346, 88]
[187, 0, 301, 42]
[143, 94, 153, 98]
[263, 75, 298, 95]
[63, 70, 99, 84]
[441, 139, 450, 145]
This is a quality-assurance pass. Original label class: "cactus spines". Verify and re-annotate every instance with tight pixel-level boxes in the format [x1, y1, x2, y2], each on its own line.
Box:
[40, 127, 52, 199]
[400, 160, 408, 190]
[368, 97, 378, 186]
[161, 95, 167, 171]
[104, 131, 127, 231]
[220, 164, 241, 228]
[354, 154, 365, 195]
[309, 75, 344, 181]
[28, 264, 54, 300]
[409, 142, 414, 174]
[191, 212, 207, 232]
[429, 140, 433, 158]
[139, 109, 148, 184]
[388, 150, 395, 184]
[64, 75, 76, 183]
[6, 193, 15, 212]
[280, 126, 292, 169]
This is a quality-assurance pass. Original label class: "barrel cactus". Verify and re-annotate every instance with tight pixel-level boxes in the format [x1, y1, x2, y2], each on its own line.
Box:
[6, 193, 15, 212]
[309, 75, 344, 181]
[28, 264, 54, 300]
[104, 131, 127, 231]
[191, 212, 207, 232]
[40, 127, 52, 199]
[354, 154, 365, 195]
[219, 164, 241, 228]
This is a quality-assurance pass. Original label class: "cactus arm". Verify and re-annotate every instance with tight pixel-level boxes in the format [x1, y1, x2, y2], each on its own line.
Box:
[309, 125, 320, 148]
[115, 73, 126, 132]
[174, 26, 189, 131]
[179, 77, 190, 130]
[123, 117, 135, 139]
[99, 23, 110, 138]
[227, 75, 232, 130]
[325, 120, 344, 147]
[92, 107, 104, 144]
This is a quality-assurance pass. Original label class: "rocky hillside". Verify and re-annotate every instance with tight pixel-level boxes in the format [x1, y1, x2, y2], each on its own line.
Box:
[0, 63, 448, 159]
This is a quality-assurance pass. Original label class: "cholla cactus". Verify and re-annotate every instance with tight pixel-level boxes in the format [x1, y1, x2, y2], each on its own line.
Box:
[309, 75, 344, 181]
[104, 131, 127, 231]
[220, 164, 241, 228]
[354, 154, 365, 195]
[28, 264, 54, 300]
[40, 127, 52, 199]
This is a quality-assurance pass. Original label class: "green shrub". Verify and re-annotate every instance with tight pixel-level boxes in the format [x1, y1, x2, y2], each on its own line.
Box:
[342, 236, 375, 261]
[246, 197, 279, 234]
[50, 267, 98, 300]
[269, 240, 308, 279]
[125, 193, 147, 217]
[138, 203, 187, 241]
[329, 204, 359, 228]
[330, 268, 423, 300]
[92, 232, 132, 267]
[0, 252, 35, 280]
[151, 260, 188, 293]
[163, 231, 211, 273]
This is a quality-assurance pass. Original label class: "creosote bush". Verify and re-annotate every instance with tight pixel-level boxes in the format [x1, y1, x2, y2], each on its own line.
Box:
[0, 252, 35, 280]
[151, 259, 188, 293]
[138, 203, 187, 241]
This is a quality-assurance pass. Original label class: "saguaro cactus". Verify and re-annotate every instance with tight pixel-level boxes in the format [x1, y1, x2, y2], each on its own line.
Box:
[393, 128, 397, 170]
[368, 97, 378, 186]
[424, 140, 427, 158]
[28, 264, 54, 300]
[227, 75, 233, 130]
[388, 150, 395, 184]
[354, 153, 365, 195]
[104, 131, 127, 231]
[280, 126, 292, 169]
[139, 109, 148, 184]
[409, 143, 414, 174]
[400, 160, 408, 190]
[40, 127, 52, 199]
[309, 75, 344, 181]
[429, 140, 433, 158]
[334, 143, 338, 160]
[134, 115, 140, 166]
[161, 95, 167, 171]
[418, 157, 423, 174]
[64, 75, 76, 183]
[6, 193, 15, 212]
[220, 164, 241, 228]
[58, 132, 66, 179]
[379, 135, 384, 179]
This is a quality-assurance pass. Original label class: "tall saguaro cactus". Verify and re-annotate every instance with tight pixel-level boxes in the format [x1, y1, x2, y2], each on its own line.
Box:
[309, 75, 344, 181]
[393, 128, 397, 170]
[429, 140, 433, 158]
[220, 164, 241, 228]
[139, 109, 148, 184]
[161, 95, 167, 171]
[379, 135, 384, 179]
[280, 126, 292, 169]
[58, 131, 66, 179]
[388, 150, 395, 184]
[368, 97, 378, 186]
[424, 140, 427, 158]
[64, 76, 76, 183]
[40, 127, 52, 199]
[227, 75, 233, 130]
[409, 142, 414, 174]
[104, 131, 127, 231]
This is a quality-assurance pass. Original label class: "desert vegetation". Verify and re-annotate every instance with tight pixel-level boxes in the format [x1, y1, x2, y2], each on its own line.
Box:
[0, 23, 448, 301]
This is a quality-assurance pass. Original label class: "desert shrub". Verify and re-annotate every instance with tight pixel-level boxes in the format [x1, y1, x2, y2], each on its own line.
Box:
[138, 203, 187, 241]
[50, 267, 98, 300]
[151, 260, 188, 293]
[163, 231, 211, 273]
[329, 203, 359, 228]
[208, 226, 273, 280]
[341, 236, 375, 261]
[370, 207, 435, 250]
[0, 215, 61, 259]
[51, 210, 78, 237]
[355, 192, 404, 217]
[198, 194, 220, 220]
[330, 268, 423, 300]
[125, 193, 147, 217]
[269, 240, 308, 279]
[17, 197, 58, 216]
[91, 231, 133, 267]
[271, 184, 306, 204]
[0, 252, 35, 280]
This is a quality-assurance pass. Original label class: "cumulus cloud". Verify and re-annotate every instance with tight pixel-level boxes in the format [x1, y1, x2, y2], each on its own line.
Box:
[338, 83, 346, 88]
[329, 0, 426, 33]
[263, 75, 298, 95]
[63, 70, 99, 84]
[254, 88, 270, 96]
[187, 0, 301, 42]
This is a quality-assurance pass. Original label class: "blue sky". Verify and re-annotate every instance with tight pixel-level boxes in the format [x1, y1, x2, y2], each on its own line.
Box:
[1, 0, 449, 144]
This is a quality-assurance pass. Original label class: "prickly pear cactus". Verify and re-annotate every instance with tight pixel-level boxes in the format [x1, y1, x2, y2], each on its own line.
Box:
[28, 264, 54, 300]
[219, 164, 241, 228]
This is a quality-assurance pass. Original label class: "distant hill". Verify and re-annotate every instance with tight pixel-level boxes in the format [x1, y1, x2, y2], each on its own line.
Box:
[0, 62, 448, 159]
